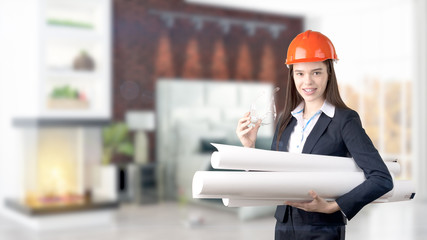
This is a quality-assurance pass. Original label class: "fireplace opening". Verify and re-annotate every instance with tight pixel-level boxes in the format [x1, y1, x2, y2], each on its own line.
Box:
[7, 119, 118, 216]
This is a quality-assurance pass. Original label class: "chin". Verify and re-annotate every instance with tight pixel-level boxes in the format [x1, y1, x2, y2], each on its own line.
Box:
[304, 97, 321, 103]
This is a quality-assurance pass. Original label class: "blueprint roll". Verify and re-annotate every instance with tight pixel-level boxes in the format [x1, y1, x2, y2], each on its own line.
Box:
[223, 198, 287, 207]
[222, 198, 327, 207]
[192, 171, 394, 200]
[210, 143, 400, 175]
[222, 180, 415, 207]
[379, 180, 416, 202]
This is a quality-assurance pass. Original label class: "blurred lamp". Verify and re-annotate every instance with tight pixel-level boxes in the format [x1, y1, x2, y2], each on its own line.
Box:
[125, 111, 155, 164]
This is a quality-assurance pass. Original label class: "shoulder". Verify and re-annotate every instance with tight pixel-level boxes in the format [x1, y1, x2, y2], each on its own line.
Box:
[333, 107, 360, 120]
[332, 107, 363, 130]
[332, 108, 366, 134]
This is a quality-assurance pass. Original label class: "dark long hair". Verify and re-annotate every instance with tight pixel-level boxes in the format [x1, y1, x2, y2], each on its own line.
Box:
[275, 59, 349, 150]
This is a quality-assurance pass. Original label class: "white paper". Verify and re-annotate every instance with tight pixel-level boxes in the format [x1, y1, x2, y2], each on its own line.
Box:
[222, 180, 415, 207]
[192, 171, 393, 200]
[211, 143, 400, 175]
[193, 144, 415, 207]
[222, 198, 329, 207]
[378, 180, 415, 202]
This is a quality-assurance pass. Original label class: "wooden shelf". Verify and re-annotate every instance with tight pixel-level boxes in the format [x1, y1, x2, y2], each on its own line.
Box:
[46, 69, 99, 80]
[47, 98, 89, 109]
[46, 26, 102, 42]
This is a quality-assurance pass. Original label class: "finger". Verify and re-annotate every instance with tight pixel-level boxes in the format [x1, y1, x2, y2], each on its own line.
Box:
[238, 117, 251, 126]
[254, 119, 262, 129]
[237, 120, 251, 132]
[286, 201, 307, 211]
[237, 118, 249, 129]
[244, 112, 250, 117]
[309, 190, 318, 200]
[285, 201, 307, 207]
[238, 125, 253, 137]
[238, 116, 251, 123]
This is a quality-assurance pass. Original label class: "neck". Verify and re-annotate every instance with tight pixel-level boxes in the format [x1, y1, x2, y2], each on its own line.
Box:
[304, 99, 325, 118]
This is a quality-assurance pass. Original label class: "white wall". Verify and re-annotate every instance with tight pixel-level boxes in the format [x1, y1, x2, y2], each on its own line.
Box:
[0, 0, 40, 215]
[304, 0, 424, 198]
[413, 0, 427, 200]
[308, 1, 427, 201]
[304, 1, 415, 86]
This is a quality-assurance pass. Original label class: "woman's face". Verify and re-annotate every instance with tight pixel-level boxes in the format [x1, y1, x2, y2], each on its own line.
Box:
[293, 61, 328, 105]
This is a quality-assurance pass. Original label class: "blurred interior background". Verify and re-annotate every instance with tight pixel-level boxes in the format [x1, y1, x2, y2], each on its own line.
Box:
[0, 0, 426, 239]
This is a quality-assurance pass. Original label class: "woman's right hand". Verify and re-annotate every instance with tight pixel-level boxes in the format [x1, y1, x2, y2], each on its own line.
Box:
[236, 112, 261, 148]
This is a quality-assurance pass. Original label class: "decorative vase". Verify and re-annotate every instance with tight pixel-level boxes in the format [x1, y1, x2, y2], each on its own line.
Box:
[93, 165, 118, 201]
[73, 51, 95, 71]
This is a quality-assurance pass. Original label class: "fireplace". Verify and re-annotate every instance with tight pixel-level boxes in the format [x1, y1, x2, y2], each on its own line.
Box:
[5, 118, 118, 229]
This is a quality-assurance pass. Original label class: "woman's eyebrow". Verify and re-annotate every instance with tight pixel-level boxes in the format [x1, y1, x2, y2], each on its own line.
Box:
[294, 68, 324, 72]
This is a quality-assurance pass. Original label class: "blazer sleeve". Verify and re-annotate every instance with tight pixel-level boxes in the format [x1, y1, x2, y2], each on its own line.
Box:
[335, 110, 394, 220]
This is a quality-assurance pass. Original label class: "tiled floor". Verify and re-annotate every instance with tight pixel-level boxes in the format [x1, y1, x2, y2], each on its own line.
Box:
[0, 200, 426, 240]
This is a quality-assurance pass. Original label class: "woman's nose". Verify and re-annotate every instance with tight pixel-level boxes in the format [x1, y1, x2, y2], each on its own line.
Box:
[303, 75, 313, 84]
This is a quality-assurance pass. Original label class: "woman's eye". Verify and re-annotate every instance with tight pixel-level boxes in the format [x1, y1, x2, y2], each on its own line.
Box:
[295, 73, 303, 76]
[314, 72, 322, 75]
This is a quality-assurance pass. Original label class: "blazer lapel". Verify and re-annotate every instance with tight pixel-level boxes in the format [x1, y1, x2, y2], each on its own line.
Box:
[279, 118, 297, 151]
[302, 113, 332, 154]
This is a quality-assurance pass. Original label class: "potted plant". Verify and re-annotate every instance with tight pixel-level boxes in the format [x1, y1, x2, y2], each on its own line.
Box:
[94, 122, 134, 201]
[102, 122, 134, 165]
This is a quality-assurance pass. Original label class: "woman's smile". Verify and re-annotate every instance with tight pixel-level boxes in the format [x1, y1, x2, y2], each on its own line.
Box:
[302, 88, 317, 95]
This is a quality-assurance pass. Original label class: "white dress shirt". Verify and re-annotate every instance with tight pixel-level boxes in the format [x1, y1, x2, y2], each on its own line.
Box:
[287, 100, 335, 153]
[286, 100, 347, 218]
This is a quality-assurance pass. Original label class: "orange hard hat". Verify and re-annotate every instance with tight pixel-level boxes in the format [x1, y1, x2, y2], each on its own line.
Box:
[285, 30, 338, 65]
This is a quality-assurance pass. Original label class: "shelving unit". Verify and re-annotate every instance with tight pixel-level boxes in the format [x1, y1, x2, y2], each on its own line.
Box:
[2, 0, 112, 119]
[0, 0, 115, 229]
[41, 0, 112, 118]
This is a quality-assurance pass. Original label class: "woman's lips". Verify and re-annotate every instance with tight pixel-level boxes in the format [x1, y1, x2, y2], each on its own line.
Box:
[303, 88, 317, 95]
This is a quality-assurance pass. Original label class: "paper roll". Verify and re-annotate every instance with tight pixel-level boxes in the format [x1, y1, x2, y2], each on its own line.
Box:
[211, 143, 400, 175]
[379, 180, 416, 202]
[223, 198, 287, 207]
[193, 144, 414, 208]
[192, 171, 393, 200]
[222, 180, 415, 207]
[222, 198, 328, 207]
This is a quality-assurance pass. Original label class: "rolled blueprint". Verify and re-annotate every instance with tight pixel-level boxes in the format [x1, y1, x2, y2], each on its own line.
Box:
[211, 143, 401, 175]
[192, 171, 394, 200]
[222, 180, 415, 207]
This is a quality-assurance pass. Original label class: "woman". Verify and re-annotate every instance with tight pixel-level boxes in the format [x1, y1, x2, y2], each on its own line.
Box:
[236, 30, 393, 240]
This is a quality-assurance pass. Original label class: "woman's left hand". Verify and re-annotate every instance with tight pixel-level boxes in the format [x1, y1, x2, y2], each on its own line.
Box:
[285, 190, 341, 214]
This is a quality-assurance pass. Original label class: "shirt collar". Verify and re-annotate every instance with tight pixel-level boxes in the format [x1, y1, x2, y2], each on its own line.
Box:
[291, 102, 305, 116]
[321, 100, 335, 118]
[291, 100, 335, 118]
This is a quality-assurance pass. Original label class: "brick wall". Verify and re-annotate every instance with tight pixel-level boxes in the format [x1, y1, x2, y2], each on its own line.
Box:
[113, 0, 303, 162]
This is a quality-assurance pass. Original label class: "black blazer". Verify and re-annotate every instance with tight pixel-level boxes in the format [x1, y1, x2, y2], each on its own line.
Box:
[271, 107, 393, 223]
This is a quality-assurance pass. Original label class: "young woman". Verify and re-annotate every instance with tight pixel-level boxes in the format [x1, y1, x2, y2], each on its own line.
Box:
[236, 30, 393, 240]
